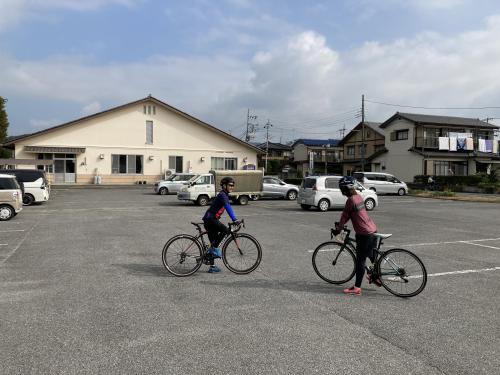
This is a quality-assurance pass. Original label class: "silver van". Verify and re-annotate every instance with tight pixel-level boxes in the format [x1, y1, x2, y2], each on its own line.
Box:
[298, 175, 378, 212]
[154, 173, 197, 195]
[353, 172, 407, 196]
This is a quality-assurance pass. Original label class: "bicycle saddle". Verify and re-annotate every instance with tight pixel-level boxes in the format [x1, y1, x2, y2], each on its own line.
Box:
[374, 233, 392, 240]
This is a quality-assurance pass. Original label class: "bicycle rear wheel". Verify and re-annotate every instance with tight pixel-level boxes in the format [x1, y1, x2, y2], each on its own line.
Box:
[222, 233, 262, 274]
[376, 248, 427, 297]
[312, 242, 356, 284]
[162, 234, 203, 276]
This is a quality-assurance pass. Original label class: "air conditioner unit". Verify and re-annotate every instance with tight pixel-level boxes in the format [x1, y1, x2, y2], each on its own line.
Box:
[164, 169, 176, 179]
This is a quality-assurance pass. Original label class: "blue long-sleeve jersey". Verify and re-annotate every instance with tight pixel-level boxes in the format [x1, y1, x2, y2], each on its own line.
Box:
[202, 190, 237, 221]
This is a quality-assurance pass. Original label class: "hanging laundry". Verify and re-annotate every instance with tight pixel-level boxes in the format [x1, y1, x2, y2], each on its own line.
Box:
[493, 140, 499, 154]
[478, 139, 486, 152]
[465, 138, 474, 151]
[449, 137, 457, 151]
[439, 137, 449, 150]
[457, 138, 466, 151]
[485, 140, 493, 153]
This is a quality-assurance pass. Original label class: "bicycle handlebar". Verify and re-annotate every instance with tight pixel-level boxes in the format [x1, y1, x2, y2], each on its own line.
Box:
[331, 222, 351, 240]
[229, 219, 245, 232]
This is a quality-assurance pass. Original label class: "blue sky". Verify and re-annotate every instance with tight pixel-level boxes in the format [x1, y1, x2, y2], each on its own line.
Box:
[1, 0, 500, 142]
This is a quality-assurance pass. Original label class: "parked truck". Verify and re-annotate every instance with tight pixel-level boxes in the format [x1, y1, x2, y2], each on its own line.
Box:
[177, 169, 263, 206]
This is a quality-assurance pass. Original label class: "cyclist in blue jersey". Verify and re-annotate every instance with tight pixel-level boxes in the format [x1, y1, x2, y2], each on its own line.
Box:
[202, 176, 240, 273]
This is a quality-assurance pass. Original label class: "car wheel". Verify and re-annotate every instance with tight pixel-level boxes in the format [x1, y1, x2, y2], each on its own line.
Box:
[23, 194, 35, 206]
[0, 205, 14, 221]
[318, 199, 330, 212]
[397, 188, 406, 196]
[159, 187, 168, 195]
[197, 195, 209, 206]
[300, 204, 311, 210]
[238, 195, 249, 205]
[286, 190, 298, 200]
[364, 198, 375, 211]
[249, 194, 259, 201]
[369, 187, 376, 192]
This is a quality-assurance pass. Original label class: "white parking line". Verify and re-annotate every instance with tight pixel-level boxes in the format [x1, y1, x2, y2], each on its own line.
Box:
[0, 229, 25, 233]
[463, 242, 500, 250]
[400, 237, 500, 247]
[428, 267, 500, 277]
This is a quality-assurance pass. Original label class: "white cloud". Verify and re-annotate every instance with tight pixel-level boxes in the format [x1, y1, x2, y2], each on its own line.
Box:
[0, 0, 143, 32]
[3, 15, 500, 140]
[81, 101, 102, 116]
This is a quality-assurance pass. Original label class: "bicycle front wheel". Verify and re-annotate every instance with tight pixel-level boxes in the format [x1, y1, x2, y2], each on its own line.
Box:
[376, 248, 427, 297]
[312, 242, 356, 284]
[162, 234, 203, 276]
[222, 233, 262, 274]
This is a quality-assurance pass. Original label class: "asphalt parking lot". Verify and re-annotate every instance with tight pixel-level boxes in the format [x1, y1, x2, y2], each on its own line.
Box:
[1, 187, 499, 375]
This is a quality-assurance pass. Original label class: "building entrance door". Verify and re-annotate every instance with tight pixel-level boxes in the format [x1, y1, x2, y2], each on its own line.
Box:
[54, 155, 76, 183]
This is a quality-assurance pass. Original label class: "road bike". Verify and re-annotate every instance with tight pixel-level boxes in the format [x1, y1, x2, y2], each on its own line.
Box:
[312, 224, 427, 297]
[162, 219, 262, 276]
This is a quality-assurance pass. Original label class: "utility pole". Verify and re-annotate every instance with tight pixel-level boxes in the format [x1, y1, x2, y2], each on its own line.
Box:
[264, 120, 273, 172]
[338, 124, 346, 139]
[245, 109, 258, 142]
[361, 94, 365, 172]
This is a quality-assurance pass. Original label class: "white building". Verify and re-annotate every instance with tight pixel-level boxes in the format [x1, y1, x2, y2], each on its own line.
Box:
[2, 96, 261, 184]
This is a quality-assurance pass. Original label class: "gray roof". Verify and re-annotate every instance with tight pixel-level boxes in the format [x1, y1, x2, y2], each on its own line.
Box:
[338, 121, 383, 146]
[380, 112, 498, 129]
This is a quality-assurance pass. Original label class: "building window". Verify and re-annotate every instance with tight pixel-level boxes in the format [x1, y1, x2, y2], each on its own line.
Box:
[374, 144, 385, 152]
[211, 157, 238, 170]
[146, 120, 153, 144]
[143, 105, 147, 114]
[434, 161, 468, 176]
[112, 155, 143, 174]
[37, 153, 54, 173]
[347, 146, 355, 156]
[391, 129, 409, 141]
[168, 156, 183, 173]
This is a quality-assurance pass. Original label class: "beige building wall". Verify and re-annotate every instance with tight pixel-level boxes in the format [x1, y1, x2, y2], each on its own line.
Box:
[13, 100, 258, 184]
[373, 119, 422, 182]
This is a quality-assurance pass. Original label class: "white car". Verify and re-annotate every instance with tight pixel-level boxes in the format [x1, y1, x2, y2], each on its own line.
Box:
[2, 169, 50, 206]
[298, 175, 378, 212]
[353, 172, 408, 196]
[154, 173, 197, 195]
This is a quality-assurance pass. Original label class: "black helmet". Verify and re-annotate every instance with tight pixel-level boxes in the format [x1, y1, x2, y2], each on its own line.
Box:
[339, 176, 357, 193]
[220, 176, 235, 186]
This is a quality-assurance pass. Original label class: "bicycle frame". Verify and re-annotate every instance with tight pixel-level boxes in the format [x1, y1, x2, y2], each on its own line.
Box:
[333, 227, 408, 282]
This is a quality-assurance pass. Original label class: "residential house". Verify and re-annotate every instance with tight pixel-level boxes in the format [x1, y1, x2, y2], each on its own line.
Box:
[1, 96, 262, 184]
[337, 121, 385, 175]
[291, 139, 342, 176]
[255, 142, 293, 171]
[371, 112, 500, 182]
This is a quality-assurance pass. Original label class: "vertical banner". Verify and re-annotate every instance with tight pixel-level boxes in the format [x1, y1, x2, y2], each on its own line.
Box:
[309, 151, 314, 172]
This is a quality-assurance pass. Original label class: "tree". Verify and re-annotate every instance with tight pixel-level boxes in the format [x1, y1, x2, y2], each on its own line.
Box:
[0, 97, 11, 158]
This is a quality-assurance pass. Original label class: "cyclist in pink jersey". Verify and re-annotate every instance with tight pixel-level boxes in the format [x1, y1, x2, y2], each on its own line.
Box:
[334, 176, 380, 295]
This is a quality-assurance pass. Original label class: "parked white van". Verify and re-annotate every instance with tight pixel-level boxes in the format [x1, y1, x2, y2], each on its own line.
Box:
[1, 169, 50, 205]
[298, 175, 378, 212]
[353, 172, 408, 196]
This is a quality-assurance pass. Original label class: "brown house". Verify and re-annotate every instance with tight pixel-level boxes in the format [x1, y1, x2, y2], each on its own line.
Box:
[338, 121, 385, 175]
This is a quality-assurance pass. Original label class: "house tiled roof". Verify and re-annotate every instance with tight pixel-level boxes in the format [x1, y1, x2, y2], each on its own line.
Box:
[338, 121, 383, 146]
[255, 142, 292, 151]
[380, 112, 498, 129]
[292, 138, 341, 147]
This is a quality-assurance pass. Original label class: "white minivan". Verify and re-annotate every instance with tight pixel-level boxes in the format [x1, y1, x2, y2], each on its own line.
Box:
[298, 175, 378, 212]
[2, 169, 50, 205]
[353, 172, 408, 196]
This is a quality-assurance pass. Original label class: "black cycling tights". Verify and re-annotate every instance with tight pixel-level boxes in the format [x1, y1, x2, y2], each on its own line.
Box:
[203, 218, 230, 248]
[354, 234, 377, 288]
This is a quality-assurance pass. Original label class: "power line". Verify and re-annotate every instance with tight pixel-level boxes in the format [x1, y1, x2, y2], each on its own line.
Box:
[365, 98, 500, 110]
[272, 109, 361, 128]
